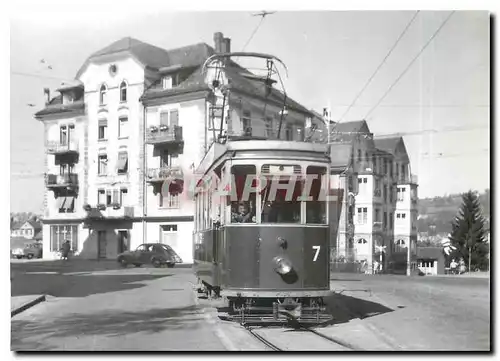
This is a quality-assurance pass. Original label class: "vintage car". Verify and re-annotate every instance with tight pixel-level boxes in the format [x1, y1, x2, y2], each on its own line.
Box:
[23, 243, 43, 259]
[117, 243, 182, 268]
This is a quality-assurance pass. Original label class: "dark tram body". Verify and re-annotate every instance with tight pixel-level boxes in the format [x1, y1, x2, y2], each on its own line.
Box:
[193, 139, 333, 323]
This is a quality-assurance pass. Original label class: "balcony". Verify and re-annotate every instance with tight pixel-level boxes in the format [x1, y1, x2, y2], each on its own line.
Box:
[396, 174, 418, 185]
[95, 173, 129, 185]
[146, 166, 183, 183]
[46, 173, 78, 189]
[46, 140, 79, 155]
[146, 125, 183, 146]
[84, 205, 134, 221]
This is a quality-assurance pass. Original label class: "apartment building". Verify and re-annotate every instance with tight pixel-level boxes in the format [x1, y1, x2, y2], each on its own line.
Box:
[326, 120, 418, 274]
[35, 32, 315, 262]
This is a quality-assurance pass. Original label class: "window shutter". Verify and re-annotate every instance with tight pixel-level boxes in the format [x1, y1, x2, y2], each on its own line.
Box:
[170, 110, 179, 127]
[160, 112, 169, 126]
[113, 190, 119, 204]
[116, 152, 128, 173]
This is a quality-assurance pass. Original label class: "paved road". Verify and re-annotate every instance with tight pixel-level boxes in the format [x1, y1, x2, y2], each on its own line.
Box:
[11, 260, 226, 351]
[11, 261, 490, 351]
[325, 273, 490, 351]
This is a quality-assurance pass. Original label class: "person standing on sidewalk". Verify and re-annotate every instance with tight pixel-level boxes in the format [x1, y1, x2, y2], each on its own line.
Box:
[61, 240, 71, 261]
[450, 259, 458, 274]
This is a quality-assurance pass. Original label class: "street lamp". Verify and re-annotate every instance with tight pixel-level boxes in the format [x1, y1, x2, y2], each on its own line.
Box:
[375, 245, 386, 274]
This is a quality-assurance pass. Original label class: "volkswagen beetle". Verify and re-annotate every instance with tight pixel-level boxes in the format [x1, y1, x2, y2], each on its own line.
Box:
[117, 243, 182, 268]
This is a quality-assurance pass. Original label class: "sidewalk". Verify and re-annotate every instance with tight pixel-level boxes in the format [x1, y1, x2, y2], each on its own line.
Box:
[440, 271, 490, 279]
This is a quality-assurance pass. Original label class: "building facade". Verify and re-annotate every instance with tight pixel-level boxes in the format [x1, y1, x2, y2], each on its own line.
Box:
[11, 220, 42, 240]
[35, 32, 315, 262]
[324, 120, 419, 274]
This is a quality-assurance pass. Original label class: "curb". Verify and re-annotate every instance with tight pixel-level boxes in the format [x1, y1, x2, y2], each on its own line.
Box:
[11, 295, 46, 318]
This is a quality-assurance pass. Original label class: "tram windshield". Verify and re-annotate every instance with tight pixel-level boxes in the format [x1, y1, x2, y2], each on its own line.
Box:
[306, 166, 327, 224]
[261, 175, 302, 224]
[230, 165, 256, 223]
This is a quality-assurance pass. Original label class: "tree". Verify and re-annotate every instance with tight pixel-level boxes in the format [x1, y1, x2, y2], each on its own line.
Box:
[449, 190, 489, 271]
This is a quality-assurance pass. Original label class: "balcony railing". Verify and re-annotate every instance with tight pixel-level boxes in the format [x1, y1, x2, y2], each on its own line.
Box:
[146, 126, 183, 145]
[46, 140, 79, 155]
[46, 173, 78, 188]
[396, 174, 418, 185]
[85, 205, 134, 220]
[146, 166, 183, 183]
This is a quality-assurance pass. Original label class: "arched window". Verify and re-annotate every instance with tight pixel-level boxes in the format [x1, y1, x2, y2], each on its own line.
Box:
[99, 84, 107, 105]
[120, 81, 127, 102]
[357, 238, 368, 245]
[395, 239, 406, 253]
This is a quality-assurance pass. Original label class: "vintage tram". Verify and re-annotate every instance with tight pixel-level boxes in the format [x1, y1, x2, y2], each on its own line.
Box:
[193, 139, 334, 324]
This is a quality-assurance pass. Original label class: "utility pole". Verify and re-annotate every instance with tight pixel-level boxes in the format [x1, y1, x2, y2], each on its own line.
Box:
[407, 239, 411, 276]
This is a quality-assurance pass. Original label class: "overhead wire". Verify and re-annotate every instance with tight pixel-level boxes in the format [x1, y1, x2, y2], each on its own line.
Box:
[11, 70, 75, 83]
[364, 11, 456, 120]
[241, 16, 266, 53]
[337, 10, 421, 124]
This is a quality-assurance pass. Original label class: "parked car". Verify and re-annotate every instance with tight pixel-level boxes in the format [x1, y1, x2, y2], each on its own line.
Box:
[117, 243, 182, 268]
[23, 243, 43, 259]
[11, 247, 24, 259]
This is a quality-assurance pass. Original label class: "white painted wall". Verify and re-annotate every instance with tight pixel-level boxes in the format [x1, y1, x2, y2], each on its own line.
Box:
[80, 57, 145, 219]
[146, 221, 194, 264]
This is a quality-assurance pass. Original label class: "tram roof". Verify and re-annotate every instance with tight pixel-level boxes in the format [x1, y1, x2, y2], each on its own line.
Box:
[196, 139, 330, 175]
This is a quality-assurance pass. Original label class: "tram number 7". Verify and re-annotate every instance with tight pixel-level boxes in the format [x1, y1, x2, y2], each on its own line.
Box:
[312, 246, 321, 262]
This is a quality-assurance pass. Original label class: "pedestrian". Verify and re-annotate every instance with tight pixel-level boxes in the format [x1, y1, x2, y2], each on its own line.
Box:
[61, 240, 71, 261]
[450, 258, 458, 274]
[459, 258, 466, 274]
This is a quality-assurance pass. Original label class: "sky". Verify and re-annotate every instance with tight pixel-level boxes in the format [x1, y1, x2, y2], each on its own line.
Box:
[8, 9, 490, 213]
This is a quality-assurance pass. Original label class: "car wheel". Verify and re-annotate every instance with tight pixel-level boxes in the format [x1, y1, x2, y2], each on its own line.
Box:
[152, 258, 162, 268]
[27, 254, 34, 260]
[118, 257, 128, 267]
[16, 255, 22, 259]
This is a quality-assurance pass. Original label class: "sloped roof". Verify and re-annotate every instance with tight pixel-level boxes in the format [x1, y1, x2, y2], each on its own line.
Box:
[373, 137, 403, 156]
[27, 220, 42, 230]
[88, 37, 171, 69]
[35, 100, 85, 118]
[332, 120, 370, 134]
[222, 64, 312, 115]
[142, 52, 312, 115]
[41, 36, 313, 118]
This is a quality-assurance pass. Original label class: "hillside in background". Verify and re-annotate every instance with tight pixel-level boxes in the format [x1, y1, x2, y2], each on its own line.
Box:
[417, 189, 490, 235]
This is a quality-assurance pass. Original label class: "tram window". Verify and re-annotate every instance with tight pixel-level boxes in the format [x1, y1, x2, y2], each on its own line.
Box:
[306, 166, 327, 224]
[261, 175, 301, 224]
[230, 165, 256, 224]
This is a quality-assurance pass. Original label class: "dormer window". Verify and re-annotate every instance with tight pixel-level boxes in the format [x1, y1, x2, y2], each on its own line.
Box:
[62, 92, 74, 105]
[162, 76, 173, 90]
[99, 84, 107, 105]
[120, 81, 127, 102]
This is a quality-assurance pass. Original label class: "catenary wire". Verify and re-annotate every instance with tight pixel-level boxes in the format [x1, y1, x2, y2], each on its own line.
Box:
[364, 11, 456, 120]
[337, 10, 420, 124]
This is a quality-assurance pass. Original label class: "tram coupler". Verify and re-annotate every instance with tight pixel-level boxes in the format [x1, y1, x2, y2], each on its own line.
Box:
[273, 298, 302, 320]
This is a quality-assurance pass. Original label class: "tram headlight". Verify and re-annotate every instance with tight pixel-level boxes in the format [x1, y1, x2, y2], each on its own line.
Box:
[273, 256, 293, 275]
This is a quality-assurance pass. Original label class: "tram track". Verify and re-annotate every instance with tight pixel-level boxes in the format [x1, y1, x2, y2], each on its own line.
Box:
[241, 323, 362, 351]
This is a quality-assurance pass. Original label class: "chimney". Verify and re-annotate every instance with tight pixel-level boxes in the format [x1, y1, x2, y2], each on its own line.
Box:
[223, 38, 231, 54]
[214, 32, 224, 53]
[44, 88, 50, 105]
